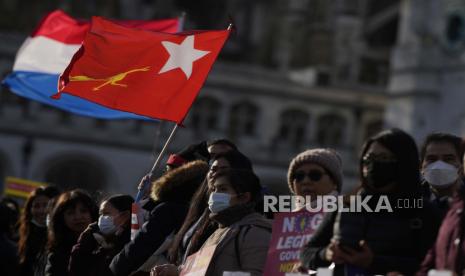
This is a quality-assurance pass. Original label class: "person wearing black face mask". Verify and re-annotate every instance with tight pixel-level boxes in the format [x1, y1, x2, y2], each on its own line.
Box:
[300, 129, 441, 276]
[362, 151, 398, 189]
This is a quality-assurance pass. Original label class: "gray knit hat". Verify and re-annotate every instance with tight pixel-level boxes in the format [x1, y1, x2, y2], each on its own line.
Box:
[287, 148, 343, 193]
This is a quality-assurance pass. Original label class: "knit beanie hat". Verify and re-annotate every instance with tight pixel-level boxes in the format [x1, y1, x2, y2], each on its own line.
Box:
[287, 148, 343, 193]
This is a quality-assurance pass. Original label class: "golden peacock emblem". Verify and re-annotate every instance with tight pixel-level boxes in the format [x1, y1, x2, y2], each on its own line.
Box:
[69, 66, 151, 91]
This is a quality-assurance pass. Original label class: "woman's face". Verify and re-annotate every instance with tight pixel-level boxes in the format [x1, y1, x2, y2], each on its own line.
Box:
[63, 202, 92, 234]
[207, 158, 231, 187]
[212, 176, 248, 206]
[31, 195, 50, 225]
[99, 201, 128, 228]
[292, 163, 336, 198]
[362, 141, 397, 192]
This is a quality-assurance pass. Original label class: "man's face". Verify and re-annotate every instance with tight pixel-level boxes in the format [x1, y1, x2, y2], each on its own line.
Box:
[421, 141, 462, 172]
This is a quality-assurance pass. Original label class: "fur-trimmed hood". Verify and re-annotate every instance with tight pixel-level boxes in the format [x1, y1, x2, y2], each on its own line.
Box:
[151, 160, 208, 204]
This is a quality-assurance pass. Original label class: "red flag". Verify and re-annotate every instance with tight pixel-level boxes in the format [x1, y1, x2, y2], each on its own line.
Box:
[53, 17, 230, 123]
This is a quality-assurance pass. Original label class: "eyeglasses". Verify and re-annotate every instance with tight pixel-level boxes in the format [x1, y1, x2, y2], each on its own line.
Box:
[294, 170, 327, 182]
[362, 154, 397, 164]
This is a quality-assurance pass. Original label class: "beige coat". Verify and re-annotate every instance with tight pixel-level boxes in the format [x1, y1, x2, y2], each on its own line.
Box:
[201, 212, 272, 276]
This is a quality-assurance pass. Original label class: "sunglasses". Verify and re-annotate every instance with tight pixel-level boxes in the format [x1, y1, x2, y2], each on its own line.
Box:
[294, 170, 327, 182]
[362, 154, 397, 164]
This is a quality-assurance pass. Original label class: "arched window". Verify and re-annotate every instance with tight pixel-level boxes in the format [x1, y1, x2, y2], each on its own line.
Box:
[276, 109, 309, 148]
[316, 113, 346, 146]
[44, 156, 107, 192]
[189, 96, 222, 132]
[229, 101, 259, 137]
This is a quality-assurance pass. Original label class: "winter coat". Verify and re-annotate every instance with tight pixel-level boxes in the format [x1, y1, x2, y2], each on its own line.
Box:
[300, 192, 441, 275]
[68, 222, 130, 276]
[417, 189, 465, 275]
[19, 223, 47, 276]
[45, 235, 78, 276]
[199, 212, 272, 276]
[420, 180, 465, 221]
[110, 160, 208, 276]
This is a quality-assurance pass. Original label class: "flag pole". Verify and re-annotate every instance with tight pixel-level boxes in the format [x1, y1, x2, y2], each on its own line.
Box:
[227, 15, 236, 32]
[149, 123, 179, 174]
[178, 11, 186, 32]
[151, 120, 165, 161]
[135, 123, 179, 202]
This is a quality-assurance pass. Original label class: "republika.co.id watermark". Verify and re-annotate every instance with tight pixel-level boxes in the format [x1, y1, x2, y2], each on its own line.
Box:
[263, 195, 424, 213]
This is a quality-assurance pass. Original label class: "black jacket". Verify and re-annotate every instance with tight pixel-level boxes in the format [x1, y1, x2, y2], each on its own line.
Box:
[300, 194, 441, 275]
[68, 223, 130, 276]
[45, 235, 78, 276]
[109, 160, 208, 276]
[420, 180, 465, 220]
[19, 223, 48, 276]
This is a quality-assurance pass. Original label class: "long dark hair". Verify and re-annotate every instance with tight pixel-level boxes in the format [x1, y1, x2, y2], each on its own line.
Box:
[47, 189, 98, 251]
[18, 186, 60, 263]
[167, 178, 212, 264]
[359, 128, 421, 197]
[167, 151, 254, 264]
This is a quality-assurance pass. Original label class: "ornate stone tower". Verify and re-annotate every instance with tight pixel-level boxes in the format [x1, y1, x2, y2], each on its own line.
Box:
[385, 0, 465, 140]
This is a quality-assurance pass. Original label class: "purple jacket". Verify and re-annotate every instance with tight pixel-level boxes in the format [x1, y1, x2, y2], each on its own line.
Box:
[417, 193, 465, 275]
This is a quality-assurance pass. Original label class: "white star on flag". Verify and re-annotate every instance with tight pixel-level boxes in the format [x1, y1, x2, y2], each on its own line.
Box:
[159, 35, 210, 79]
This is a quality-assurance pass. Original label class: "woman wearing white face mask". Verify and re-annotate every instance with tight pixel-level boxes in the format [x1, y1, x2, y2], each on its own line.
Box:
[153, 169, 272, 276]
[165, 150, 255, 270]
[68, 194, 133, 276]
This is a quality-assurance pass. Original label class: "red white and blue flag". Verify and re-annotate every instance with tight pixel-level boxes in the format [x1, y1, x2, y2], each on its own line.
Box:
[2, 10, 179, 119]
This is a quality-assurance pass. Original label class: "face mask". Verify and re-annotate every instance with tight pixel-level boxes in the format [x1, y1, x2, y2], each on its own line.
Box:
[98, 215, 116, 235]
[364, 160, 398, 189]
[208, 192, 231, 213]
[423, 160, 458, 187]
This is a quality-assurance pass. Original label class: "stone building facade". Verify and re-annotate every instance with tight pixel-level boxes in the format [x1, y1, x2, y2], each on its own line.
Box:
[0, 0, 395, 195]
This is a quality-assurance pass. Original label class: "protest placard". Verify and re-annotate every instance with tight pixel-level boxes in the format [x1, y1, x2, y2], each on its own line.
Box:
[264, 209, 324, 275]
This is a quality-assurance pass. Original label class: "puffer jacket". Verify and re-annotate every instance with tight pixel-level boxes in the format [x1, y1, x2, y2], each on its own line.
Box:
[110, 160, 208, 276]
[199, 212, 272, 276]
[300, 192, 441, 275]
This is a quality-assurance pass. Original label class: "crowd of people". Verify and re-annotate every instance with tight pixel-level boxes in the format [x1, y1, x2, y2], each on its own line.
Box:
[0, 129, 464, 276]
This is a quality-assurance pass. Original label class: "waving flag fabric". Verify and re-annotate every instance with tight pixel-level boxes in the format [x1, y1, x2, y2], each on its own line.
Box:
[2, 10, 179, 119]
[53, 17, 230, 124]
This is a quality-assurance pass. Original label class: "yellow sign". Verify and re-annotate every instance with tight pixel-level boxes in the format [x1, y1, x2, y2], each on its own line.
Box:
[3, 176, 48, 207]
